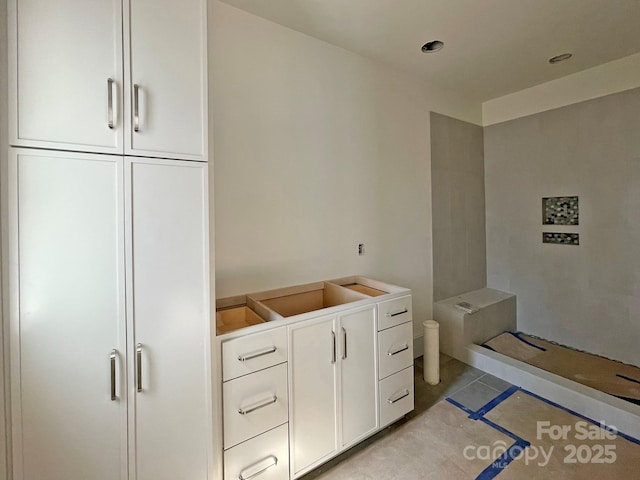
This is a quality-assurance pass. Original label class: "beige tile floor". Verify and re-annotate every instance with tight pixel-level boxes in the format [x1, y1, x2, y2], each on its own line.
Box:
[301, 355, 640, 480]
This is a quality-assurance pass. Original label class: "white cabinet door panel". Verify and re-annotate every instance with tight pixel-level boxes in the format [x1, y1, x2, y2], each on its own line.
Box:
[339, 306, 378, 448]
[289, 316, 338, 476]
[127, 158, 210, 480]
[125, 0, 207, 160]
[11, 0, 123, 152]
[11, 149, 126, 480]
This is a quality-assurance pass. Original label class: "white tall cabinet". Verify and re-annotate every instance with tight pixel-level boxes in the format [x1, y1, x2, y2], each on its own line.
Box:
[126, 159, 210, 480]
[8, 151, 211, 480]
[9, 0, 207, 161]
[5, 0, 212, 478]
[9, 150, 127, 480]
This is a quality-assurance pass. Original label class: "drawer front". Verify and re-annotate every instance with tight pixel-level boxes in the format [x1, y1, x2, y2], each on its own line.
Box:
[222, 326, 288, 381]
[378, 321, 413, 380]
[377, 295, 412, 331]
[379, 366, 414, 427]
[223, 363, 289, 449]
[224, 423, 289, 480]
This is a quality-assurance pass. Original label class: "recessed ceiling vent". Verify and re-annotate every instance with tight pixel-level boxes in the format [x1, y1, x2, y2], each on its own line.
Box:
[421, 40, 444, 53]
[549, 53, 572, 64]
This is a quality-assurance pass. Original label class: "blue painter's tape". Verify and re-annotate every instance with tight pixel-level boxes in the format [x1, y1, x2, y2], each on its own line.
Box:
[520, 388, 640, 446]
[475, 439, 530, 480]
[479, 416, 531, 446]
[509, 331, 546, 351]
[470, 385, 519, 419]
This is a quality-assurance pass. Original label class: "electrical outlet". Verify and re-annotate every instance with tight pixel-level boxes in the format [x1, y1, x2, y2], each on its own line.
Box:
[358, 243, 365, 256]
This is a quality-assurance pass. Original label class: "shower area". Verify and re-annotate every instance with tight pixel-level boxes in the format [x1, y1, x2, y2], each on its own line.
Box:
[430, 88, 640, 437]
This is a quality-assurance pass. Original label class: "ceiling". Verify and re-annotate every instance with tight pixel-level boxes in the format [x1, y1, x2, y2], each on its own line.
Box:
[221, 0, 640, 103]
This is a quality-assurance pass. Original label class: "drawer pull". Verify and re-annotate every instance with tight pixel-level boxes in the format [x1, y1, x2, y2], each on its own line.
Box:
[342, 327, 347, 360]
[133, 83, 140, 132]
[110, 349, 117, 400]
[239, 454, 278, 480]
[107, 78, 115, 129]
[385, 308, 408, 318]
[136, 343, 143, 393]
[237, 346, 277, 362]
[387, 344, 409, 356]
[388, 389, 410, 404]
[238, 395, 277, 415]
[331, 330, 337, 364]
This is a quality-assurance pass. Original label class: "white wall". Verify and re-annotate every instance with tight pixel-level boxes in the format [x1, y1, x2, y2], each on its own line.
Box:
[210, 1, 481, 339]
[484, 87, 640, 367]
[430, 113, 486, 302]
[483, 53, 640, 126]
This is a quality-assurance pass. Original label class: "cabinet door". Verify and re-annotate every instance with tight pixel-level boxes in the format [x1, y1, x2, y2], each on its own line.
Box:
[289, 316, 338, 476]
[339, 306, 378, 448]
[125, 0, 207, 161]
[10, 149, 127, 480]
[10, 0, 123, 153]
[126, 158, 211, 480]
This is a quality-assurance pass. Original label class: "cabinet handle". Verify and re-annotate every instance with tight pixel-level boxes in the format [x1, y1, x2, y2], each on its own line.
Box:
[136, 343, 143, 392]
[107, 78, 114, 129]
[237, 395, 277, 415]
[133, 84, 140, 132]
[110, 349, 117, 401]
[388, 344, 409, 356]
[385, 308, 408, 318]
[388, 389, 410, 404]
[237, 346, 277, 362]
[238, 455, 278, 480]
[331, 330, 336, 364]
[342, 327, 347, 360]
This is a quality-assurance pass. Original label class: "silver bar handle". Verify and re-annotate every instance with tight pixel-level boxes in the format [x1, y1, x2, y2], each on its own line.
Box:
[342, 327, 347, 360]
[110, 349, 117, 401]
[237, 346, 277, 362]
[133, 84, 140, 132]
[388, 344, 409, 356]
[136, 343, 142, 392]
[388, 389, 410, 404]
[331, 330, 336, 364]
[238, 455, 278, 480]
[386, 308, 408, 318]
[237, 395, 277, 415]
[107, 78, 114, 129]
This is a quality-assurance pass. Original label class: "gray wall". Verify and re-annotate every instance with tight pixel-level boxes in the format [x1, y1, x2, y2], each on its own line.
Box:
[484, 87, 640, 366]
[431, 112, 486, 301]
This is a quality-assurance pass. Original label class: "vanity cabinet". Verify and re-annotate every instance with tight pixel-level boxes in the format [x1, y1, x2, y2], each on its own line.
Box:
[9, 0, 207, 161]
[216, 276, 413, 480]
[288, 304, 377, 477]
[9, 150, 212, 480]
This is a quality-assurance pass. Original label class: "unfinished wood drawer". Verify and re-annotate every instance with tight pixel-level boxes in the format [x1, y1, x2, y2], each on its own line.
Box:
[378, 321, 413, 380]
[377, 295, 412, 331]
[222, 327, 288, 381]
[379, 366, 414, 427]
[224, 423, 289, 480]
[223, 363, 288, 449]
[258, 282, 367, 318]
